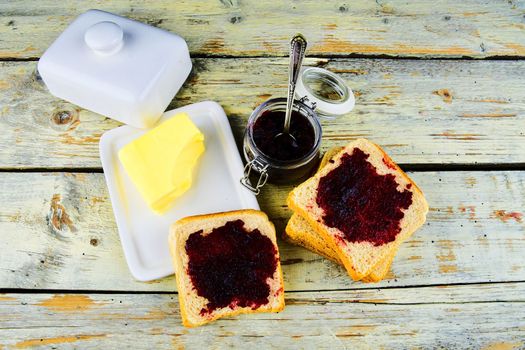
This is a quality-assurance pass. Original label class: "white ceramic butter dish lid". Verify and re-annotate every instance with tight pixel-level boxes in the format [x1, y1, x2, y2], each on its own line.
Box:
[38, 9, 192, 129]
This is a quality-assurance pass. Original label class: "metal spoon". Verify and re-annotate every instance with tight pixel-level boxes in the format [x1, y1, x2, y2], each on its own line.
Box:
[274, 33, 308, 147]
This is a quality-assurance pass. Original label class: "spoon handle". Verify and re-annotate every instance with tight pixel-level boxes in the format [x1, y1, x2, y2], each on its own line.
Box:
[284, 33, 307, 133]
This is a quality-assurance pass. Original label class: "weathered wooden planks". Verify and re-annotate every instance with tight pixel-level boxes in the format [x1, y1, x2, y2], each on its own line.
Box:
[0, 283, 524, 349]
[1, 58, 525, 168]
[1, 1, 525, 59]
[1, 1, 524, 346]
[1, 170, 524, 292]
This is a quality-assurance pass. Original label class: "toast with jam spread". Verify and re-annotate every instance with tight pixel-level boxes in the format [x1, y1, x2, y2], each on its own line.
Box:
[287, 139, 428, 281]
[284, 146, 396, 282]
[284, 213, 397, 282]
[169, 210, 285, 327]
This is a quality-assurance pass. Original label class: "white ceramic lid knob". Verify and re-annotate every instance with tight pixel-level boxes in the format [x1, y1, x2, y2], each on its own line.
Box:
[84, 21, 124, 55]
[38, 9, 192, 128]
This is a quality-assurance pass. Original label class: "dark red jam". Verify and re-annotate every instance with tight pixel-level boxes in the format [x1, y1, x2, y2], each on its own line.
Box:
[316, 148, 413, 246]
[185, 220, 278, 315]
[252, 110, 315, 161]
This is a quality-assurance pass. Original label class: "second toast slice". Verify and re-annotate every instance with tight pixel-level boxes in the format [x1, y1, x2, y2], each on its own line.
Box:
[285, 213, 396, 282]
[284, 146, 395, 282]
[287, 139, 428, 281]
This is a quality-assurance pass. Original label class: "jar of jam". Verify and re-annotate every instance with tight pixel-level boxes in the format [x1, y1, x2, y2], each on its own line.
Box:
[241, 97, 322, 193]
[240, 67, 355, 194]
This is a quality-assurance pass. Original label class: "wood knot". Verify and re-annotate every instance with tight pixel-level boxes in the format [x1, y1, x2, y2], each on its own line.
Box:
[52, 110, 74, 125]
[229, 15, 242, 24]
[433, 89, 453, 103]
[90, 238, 99, 246]
[47, 194, 76, 238]
[50, 108, 80, 131]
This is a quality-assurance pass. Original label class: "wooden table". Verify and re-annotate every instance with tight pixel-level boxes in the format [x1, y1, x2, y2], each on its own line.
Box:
[1, 1, 524, 349]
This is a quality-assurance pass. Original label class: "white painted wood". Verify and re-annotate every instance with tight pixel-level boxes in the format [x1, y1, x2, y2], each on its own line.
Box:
[1, 58, 524, 168]
[1, 1, 525, 59]
[0, 171, 523, 291]
[0, 283, 524, 349]
[2, 1, 525, 345]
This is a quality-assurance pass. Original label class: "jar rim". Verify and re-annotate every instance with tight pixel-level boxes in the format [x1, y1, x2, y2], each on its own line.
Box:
[295, 67, 355, 118]
[245, 97, 322, 169]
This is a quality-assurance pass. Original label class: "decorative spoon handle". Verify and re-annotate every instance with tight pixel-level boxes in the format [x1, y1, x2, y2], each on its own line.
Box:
[283, 33, 307, 133]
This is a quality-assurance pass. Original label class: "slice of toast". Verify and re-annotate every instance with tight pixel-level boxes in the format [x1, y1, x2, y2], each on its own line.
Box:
[284, 213, 396, 282]
[287, 139, 428, 281]
[284, 213, 341, 265]
[284, 146, 395, 282]
[169, 209, 285, 327]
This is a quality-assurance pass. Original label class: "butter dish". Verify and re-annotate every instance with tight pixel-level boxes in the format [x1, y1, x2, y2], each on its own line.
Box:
[38, 9, 192, 129]
[100, 101, 259, 281]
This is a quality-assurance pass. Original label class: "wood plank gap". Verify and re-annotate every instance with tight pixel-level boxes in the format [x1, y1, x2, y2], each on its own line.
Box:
[400, 163, 525, 172]
[285, 300, 525, 306]
[0, 57, 39, 62]
[1, 280, 523, 297]
[285, 280, 525, 294]
[0, 168, 104, 173]
[2, 163, 525, 173]
[2, 54, 525, 62]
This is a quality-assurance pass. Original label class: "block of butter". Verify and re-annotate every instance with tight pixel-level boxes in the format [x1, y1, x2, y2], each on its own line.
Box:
[118, 113, 205, 214]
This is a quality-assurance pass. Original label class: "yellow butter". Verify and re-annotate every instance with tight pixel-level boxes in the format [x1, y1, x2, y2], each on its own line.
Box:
[118, 113, 205, 214]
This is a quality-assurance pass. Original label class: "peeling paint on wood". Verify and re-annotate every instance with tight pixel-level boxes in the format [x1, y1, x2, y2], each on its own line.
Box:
[459, 113, 517, 118]
[47, 193, 76, 235]
[0, 171, 524, 291]
[439, 265, 459, 274]
[13, 335, 106, 349]
[433, 89, 453, 103]
[1, 0, 524, 345]
[1, 1, 525, 59]
[492, 210, 523, 223]
[480, 342, 524, 350]
[465, 176, 477, 187]
[37, 295, 97, 312]
[1, 59, 525, 168]
[458, 205, 477, 220]
[431, 131, 483, 141]
[0, 286, 523, 348]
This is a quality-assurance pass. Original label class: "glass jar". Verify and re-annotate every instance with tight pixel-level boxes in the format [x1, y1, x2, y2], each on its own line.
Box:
[241, 97, 322, 194]
[240, 67, 355, 194]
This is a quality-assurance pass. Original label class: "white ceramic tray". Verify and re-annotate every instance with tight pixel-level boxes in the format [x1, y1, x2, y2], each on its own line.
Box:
[99, 101, 259, 281]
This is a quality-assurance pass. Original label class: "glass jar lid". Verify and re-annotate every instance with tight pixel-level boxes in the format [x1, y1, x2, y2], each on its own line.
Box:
[294, 67, 355, 119]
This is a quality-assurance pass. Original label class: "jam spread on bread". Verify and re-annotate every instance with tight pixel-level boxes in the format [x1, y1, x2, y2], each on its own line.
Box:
[316, 148, 413, 246]
[185, 220, 278, 315]
[252, 110, 315, 161]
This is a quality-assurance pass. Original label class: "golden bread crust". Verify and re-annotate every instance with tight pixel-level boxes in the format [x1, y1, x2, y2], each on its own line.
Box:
[287, 139, 428, 281]
[285, 147, 397, 282]
[169, 209, 285, 327]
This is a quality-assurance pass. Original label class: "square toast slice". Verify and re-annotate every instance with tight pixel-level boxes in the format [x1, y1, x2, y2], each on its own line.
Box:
[169, 209, 285, 327]
[285, 213, 396, 282]
[284, 146, 395, 282]
[287, 139, 428, 281]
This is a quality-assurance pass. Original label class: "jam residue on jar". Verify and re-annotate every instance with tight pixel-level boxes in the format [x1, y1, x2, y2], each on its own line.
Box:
[252, 110, 315, 161]
[185, 220, 278, 315]
[316, 148, 413, 246]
